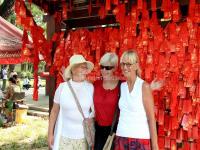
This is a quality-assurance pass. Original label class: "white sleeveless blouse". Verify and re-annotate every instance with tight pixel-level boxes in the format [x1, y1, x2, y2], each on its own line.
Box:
[116, 77, 150, 139]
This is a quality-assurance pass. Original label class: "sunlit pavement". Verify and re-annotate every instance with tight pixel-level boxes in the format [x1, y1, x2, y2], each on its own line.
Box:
[23, 86, 45, 96]
[23, 87, 49, 110]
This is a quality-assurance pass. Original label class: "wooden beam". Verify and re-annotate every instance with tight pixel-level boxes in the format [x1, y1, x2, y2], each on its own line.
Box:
[64, 14, 116, 29]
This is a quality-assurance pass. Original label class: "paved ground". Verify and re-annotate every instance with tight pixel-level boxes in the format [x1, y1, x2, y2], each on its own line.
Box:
[23, 87, 49, 110]
[0, 80, 49, 110]
[0, 86, 49, 116]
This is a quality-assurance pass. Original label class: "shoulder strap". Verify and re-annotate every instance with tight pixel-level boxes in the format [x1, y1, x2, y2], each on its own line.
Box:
[67, 81, 85, 119]
[109, 108, 118, 135]
[109, 80, 121, 135]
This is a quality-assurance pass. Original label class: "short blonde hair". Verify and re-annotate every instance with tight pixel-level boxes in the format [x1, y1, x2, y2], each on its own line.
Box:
[100, 52, 118, 66]
[120, 50, 142, 77]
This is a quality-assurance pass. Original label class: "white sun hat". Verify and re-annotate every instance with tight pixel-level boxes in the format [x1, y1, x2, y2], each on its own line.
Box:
[63, 54, 94, 80]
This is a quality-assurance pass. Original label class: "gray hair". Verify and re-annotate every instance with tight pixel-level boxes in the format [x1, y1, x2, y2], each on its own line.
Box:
[100, 52, 118, 67]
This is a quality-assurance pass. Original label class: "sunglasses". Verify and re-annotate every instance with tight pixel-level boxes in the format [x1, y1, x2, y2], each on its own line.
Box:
[100, 65, 114, 70]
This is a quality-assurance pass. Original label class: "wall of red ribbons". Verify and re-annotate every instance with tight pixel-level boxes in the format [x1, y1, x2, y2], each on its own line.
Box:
[51, 24, 199, 150]
[15, 0, 199, 149]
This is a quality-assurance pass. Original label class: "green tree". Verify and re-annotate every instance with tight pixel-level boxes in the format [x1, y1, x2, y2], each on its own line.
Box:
[4, 2, 46, 32]
[26, 3, 47, 31]
[0, 0, 14, 19]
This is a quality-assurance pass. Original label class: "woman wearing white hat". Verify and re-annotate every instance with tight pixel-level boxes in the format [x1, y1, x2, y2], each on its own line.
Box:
[48, 54, 95, 150]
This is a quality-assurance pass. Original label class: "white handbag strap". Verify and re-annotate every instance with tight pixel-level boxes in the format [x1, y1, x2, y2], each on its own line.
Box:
[67, 81, 86, 119]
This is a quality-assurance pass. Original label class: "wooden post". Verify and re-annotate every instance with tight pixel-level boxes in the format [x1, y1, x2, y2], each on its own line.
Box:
[43, 14, 56, 113]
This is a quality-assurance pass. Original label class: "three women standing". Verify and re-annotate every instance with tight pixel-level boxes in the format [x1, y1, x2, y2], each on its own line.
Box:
[48, 51, 159, 150]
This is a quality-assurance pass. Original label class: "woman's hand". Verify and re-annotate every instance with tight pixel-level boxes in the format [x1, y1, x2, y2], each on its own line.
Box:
[150, 78, 164, 91]
[48, 133, 54, 149]
[48, 103, 60, 150]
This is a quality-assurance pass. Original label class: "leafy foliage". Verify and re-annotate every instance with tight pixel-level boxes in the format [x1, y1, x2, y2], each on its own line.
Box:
[0, 0, 14, 19]
[27, 3, 47, 31]
[5, 2, 46, 32]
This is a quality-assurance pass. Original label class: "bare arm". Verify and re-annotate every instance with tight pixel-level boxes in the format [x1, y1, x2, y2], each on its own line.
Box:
[48, 103, 60, 148]
[142, 82, 159, 150]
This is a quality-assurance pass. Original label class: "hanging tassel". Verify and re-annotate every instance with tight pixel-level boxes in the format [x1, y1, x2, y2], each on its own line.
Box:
[161, 0, 171, 19]
[192, 126, 199, 140]
[194, 4, 200, 23]
[158, 109, 165, 125]
[137, 0, 143, 10]
[105, 0, 111, 11]
[33, 47, 39, 101]
[164, 137, 171, 149]
[189, 0, 196, 17]
[62, 2, 68, 19]
[158, 136, 165, 149]
[182, 100, 192, 114]
[172, 2, 180, 22]
[22, 29, 31, 57]
[170, 140, 176, 150]
[151, 0, 157, 11]
[151, 11, 158, 24]
[113, 0, 119, 5]
[15, 0, 20, 15]
[177, 128, 183, 143]
[161, 0, 167, 11]
[98, 5, 106, 19]
[190, 143, 197, 150]
[19, 2, 26, 17]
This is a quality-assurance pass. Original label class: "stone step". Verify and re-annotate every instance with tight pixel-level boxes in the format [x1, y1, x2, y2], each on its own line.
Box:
[27, 110, 49, 118]
[27, 105, 49, 112]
